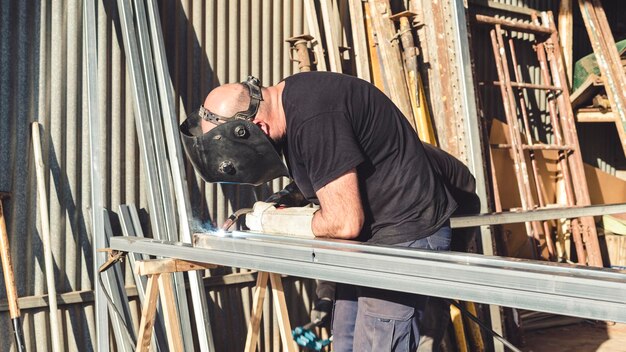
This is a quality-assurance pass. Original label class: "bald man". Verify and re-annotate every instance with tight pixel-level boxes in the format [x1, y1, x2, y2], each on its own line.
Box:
[180, 72, 458, 352]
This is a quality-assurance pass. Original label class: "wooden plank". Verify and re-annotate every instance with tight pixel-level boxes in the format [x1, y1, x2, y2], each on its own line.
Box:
[319, 0, 343, 72]
[570, 74, 601, 108]
[392, 11, 437, 144]
[135, 258, 217, 275]
[364, 4, 384, 89]
[0, 199, 19, 320]
[269, 273, 297, 352]
[558, 0, 574, 87]
[303, 0, 327, 71]
[576, 109, 616, 122]
[0, 272, 261, 312]
[135, 275, 160, 352]
[244, 271, 269, 352]
[348, 0, 371, 81]
[368, 0, 414, 127]
[158, 274, 184, 352]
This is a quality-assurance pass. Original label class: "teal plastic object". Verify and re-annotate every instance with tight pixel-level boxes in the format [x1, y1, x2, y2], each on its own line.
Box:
[292, 326, 332, 351]
[572, 38, 626, 91]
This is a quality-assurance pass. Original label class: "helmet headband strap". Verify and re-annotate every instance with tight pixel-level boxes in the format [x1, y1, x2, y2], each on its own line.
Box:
[199, 76, 264, 125]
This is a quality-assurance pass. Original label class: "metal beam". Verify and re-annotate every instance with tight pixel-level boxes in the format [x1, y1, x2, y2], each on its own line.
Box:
[83, 0, 107, 349]
[449, 0, 503, 345]
[119, 205, 167, 352]
[103, 212, 135, 352]
[450, 202, 626, 228]
[109, 235, 626, 324]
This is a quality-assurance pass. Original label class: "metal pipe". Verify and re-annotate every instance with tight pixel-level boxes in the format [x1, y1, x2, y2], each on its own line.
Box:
[491, 144, 575, 151]
[286, 35, 314, 72]
[474, 14, 553, 35]
[486, 81, 562, 91]
[450, 202, 626, 228]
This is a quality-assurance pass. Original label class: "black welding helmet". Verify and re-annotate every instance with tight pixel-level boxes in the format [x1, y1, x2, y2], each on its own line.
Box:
[180, 76, 289, 186]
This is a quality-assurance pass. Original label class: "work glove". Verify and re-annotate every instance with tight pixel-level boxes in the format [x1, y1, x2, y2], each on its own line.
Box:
[311, 297, 333, 327]
[245, 201, 319, 238]
[264, 182, 310, 207]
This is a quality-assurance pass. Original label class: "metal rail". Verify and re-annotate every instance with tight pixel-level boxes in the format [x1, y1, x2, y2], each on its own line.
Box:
[450, 202, 626, 228]
[109, 234, 626, 324]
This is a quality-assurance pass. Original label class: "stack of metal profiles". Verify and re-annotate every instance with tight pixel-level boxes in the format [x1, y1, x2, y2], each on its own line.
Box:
[88, 0, 215, 350]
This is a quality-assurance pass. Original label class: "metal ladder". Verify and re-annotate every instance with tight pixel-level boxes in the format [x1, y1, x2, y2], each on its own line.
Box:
[476, 12, 603, 267]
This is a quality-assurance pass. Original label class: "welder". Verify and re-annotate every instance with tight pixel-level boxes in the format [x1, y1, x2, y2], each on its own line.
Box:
[180, 72, 457, 352]
[304, 142, 481, 352]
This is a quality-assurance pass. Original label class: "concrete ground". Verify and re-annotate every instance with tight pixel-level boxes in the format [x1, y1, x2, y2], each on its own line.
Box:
[521, 322, 626, 352]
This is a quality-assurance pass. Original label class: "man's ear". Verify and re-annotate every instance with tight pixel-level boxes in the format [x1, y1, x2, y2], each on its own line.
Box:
[254, 120, 270, 136]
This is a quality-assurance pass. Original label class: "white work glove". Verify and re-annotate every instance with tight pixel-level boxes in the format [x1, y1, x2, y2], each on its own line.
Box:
[245, 201, 319, 238]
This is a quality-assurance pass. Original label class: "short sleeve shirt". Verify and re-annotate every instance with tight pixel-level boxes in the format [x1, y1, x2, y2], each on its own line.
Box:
[282, 72, 457, 245]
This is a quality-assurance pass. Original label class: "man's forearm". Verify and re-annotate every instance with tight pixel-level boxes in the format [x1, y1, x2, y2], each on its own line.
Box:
[312, 169, 364, 239]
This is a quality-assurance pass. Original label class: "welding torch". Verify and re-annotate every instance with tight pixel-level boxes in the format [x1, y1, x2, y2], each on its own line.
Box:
[221, 208, 253, 231]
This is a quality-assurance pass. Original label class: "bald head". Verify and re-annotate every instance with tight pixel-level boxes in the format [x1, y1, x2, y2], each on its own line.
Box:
[198, 79, 286, 141]
[201, 83, 251, 133]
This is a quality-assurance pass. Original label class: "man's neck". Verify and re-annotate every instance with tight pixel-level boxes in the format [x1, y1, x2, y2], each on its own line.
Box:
[264, 81, 287, 140]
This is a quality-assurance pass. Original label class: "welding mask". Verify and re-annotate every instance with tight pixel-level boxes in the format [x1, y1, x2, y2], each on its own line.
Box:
[180, 76, 289, 186]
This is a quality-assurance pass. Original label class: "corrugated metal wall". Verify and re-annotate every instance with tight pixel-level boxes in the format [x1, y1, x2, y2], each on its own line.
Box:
[0, 0, 313, 351]
[2, 0, 624, 350]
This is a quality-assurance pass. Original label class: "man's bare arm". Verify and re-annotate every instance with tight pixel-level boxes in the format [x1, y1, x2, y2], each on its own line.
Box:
[312, 169, 364, 239]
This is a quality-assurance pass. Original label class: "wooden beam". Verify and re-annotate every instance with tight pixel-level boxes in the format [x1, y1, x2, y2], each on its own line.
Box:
[576, 109, 616, 122]
[158, 274, 184, 351]
[135, 259, 217, 276]
[559, 0, 574, 88]
[303, 0, 327, 71]
[348, 0, 371, 81]
[319, 0, 343, 72]
[135, 275, 160, 352]
[244, 271, 269, 352]
[269, 273, 297, 352]
[364, 4, 384, 90]
[368, 0, 414, 127]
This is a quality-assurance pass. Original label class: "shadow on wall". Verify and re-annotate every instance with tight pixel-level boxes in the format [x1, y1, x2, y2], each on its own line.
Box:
[114, 2, 300, 351]
[158, 0, 275, 227]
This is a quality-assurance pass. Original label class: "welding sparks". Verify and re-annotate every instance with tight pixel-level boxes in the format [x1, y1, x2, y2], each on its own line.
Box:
[190, 218, 232, 237]
[213, 229, 228, 237]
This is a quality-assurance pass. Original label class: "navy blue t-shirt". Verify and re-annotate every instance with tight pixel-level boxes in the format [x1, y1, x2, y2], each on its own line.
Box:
[281, 72, 457, 245]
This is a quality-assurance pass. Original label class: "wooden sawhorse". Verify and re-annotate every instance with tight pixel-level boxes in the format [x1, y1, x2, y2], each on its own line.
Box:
[134, 259, 217, 352]
[244, 272, 298, 352]
[134, 259, 297, 352]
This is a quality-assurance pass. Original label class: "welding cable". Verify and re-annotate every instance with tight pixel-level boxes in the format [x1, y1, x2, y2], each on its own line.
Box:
[98, 265, 137, 348]
[445, 299, 522, 352]
[221, 208, 253, 231]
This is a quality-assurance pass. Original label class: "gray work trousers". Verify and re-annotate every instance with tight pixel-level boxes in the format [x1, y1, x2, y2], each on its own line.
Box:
[331, 223, 452, 352]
